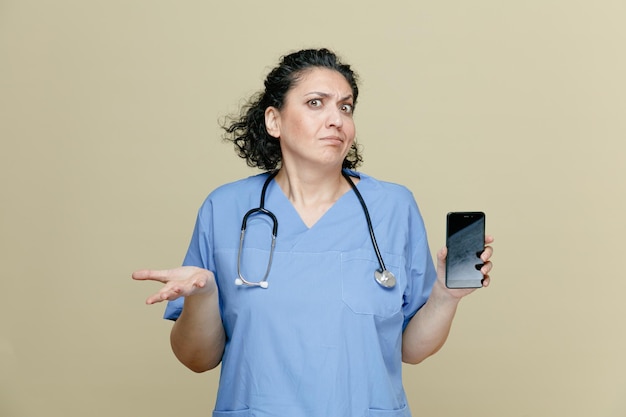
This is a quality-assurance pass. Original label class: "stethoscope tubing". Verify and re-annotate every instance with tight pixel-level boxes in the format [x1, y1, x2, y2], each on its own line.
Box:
[341, 171, 388, 274]
[236, 171, 279, 288]
[236, 170, 393, 288]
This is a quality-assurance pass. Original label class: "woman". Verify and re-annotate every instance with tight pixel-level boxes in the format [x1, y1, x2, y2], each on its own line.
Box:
[133, 48, 494, 417]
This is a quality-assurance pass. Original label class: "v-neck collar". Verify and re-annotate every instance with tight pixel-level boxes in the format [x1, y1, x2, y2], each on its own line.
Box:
[271, 170, 362, 229]
[263, 171, 366, 248]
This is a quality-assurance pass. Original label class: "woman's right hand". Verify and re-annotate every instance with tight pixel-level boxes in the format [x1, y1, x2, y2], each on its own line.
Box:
[131, 266, 216, 305]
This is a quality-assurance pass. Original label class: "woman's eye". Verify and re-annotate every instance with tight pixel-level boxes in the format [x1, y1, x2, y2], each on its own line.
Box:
[341, 104, 354, 114]
[308, 99, 322, 107]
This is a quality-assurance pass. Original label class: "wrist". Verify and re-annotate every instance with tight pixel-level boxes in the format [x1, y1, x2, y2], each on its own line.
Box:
[184, 284, 218, 306]
[430, 279, 464, 306]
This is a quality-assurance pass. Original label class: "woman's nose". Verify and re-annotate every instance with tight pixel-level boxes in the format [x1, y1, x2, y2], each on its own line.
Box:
[326, 106, 344, 129]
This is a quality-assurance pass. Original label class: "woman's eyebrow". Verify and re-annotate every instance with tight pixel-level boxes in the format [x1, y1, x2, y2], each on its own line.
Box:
[304, 91, 354, 101]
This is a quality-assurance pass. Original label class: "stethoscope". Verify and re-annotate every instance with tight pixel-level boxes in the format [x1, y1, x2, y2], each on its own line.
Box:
[234, 170, 396, 289]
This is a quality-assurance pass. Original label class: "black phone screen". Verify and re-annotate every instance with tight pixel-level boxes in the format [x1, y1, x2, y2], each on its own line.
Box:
[445, 212, 485, 289]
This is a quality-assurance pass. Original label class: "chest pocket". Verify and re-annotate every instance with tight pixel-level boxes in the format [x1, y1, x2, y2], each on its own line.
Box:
[340, 249, 406, 318]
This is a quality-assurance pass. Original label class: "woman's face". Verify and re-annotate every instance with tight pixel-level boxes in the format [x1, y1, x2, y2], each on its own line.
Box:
[265, 67, 356, 171]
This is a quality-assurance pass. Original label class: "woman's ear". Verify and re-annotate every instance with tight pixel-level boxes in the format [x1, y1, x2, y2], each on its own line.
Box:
[264, 107, 280, 139]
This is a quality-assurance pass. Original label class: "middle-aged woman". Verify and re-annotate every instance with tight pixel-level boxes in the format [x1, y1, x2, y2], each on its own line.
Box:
[133, 48, 494, 417]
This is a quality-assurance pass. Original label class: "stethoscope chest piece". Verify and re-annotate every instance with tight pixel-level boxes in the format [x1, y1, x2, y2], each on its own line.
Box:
[374, 269, 396, 288]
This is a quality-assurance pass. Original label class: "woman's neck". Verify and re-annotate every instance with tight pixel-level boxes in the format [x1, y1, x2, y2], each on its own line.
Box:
[274, 165, 353, 227]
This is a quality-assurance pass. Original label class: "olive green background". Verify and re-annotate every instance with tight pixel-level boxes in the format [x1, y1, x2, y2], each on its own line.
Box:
[1, 1, 624, 416]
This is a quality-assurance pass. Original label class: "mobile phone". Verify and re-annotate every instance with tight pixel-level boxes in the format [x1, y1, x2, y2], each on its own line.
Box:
[445, 212, 486, 289]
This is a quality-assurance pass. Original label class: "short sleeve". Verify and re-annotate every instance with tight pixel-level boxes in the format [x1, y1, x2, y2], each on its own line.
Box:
[163, 200, 214, 321]
[401, 198, 437, 330]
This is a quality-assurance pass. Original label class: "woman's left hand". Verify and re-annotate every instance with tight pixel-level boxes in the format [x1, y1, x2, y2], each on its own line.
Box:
[435, 235, 494, 299]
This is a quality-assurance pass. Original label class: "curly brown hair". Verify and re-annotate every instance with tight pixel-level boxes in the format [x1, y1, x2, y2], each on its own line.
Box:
[221, 48, 363, 170]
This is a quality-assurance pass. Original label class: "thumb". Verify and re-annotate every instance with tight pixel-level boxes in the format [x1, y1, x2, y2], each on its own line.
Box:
[436, 246, 447, 280]
[437, 246, 447, 266]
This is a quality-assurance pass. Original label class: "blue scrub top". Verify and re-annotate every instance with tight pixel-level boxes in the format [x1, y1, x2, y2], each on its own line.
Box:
[165, 171, 437, 417]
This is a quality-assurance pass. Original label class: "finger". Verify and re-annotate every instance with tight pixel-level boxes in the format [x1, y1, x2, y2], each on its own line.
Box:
[132, 269, 172, 283]
[480, 246, 493, 262]
[145, 286, 183, 305]
[435, 247, 448, 283]
[436, 246, 447, 270]
[481, 274, 491, 287]
[193, 277, 206, 289]
[485, 235, 494, 244]
[145, 293, 166, 305]
[437, 246, 447, 263]
[481, 261, 493, 275]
